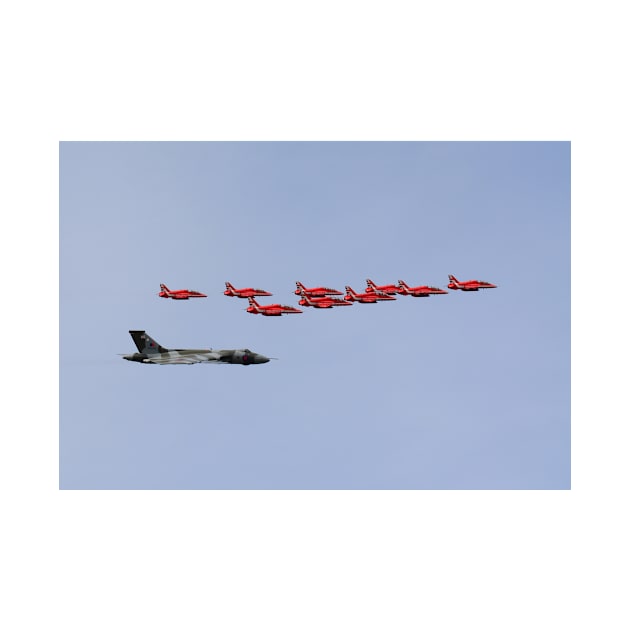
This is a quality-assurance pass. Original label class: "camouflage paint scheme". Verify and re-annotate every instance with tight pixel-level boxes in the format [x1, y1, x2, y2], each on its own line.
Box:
[122, 331, 271, 365]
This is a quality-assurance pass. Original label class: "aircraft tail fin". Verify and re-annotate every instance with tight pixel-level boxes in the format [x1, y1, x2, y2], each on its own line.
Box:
[160, 283, 170, 293]
[398, 279, 409, 290]
[448, 275, 458, 283]
[129, 330, 167, 354]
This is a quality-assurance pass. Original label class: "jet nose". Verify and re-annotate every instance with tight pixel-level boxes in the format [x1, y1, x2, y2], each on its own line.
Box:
[255, 354, 270, 364]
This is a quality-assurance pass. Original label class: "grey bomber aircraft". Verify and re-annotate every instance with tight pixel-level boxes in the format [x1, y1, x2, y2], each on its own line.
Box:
[122, 330, 271, 365]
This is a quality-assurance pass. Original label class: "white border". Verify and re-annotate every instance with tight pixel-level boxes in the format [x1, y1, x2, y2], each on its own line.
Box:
[3, 1, 628, 628]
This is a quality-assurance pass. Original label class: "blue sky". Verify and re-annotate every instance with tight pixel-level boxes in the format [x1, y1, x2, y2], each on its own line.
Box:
[60, 141, 570, 489]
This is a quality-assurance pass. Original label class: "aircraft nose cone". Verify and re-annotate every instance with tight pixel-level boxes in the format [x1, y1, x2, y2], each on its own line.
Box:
[256, 354, 270, 364]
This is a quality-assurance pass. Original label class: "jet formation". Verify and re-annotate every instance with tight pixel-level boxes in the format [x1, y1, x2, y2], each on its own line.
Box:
[158, 275, 497, 317]
[124, 275, 496, 364]
[157, 276, 496, 316]
[239, 276, 495, 314]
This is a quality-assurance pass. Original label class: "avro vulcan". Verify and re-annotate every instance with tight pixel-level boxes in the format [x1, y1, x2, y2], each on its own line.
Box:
[121, 331, 271, 365]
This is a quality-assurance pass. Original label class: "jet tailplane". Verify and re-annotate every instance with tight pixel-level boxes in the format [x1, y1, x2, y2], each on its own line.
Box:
[129, 330, 167, 354]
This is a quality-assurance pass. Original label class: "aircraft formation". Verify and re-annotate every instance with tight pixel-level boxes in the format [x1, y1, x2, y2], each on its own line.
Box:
[157, 277, 497, 313]
[122, 276, 497, 364]
[222, 276, 497, 315]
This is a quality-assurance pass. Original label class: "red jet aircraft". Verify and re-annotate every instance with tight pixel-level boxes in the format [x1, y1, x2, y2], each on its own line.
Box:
[298, 291, 353, 309]
[365, 278, 403, 294]
[294, 281, 343, 297]
[224, 282, 273, 298]
[344, 286, 397, 303]
[397, 279, 448, 297]
[246, 297, 303, 316]
[447, 275, 497, 291]
[158, 284, 207, 299]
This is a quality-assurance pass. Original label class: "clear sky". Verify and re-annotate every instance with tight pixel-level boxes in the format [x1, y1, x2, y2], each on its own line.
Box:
[60, 141, 570, 489]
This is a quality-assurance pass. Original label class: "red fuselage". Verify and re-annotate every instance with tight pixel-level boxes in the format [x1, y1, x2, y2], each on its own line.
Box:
[344, 286, 396, 303]
[159, 285, 207, 299]
[447, 276, 497, 291]
[365, 279, 402, 294]
[225, 283, 273, 298]
[398, 281, 448, 297]
[294, 282, 343, 297]
[246, 298, 302, 316]
[299, 295, 352, 308]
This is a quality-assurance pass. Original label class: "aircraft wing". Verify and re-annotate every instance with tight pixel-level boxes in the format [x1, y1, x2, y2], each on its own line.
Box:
[145, 352, 221, 365]
[144, 357, 199, 364]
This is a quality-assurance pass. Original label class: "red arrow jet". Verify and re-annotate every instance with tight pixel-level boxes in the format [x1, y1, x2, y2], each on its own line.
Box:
[246, 297, 303, 316]
[344, 285, 397, 303]
[365, 278, 403, 294]
[298, 291, 353, 309]
[447, 275, 497, 291]
[158, 284, 207, 299]
[397, 279, 448, 297]
[224, 282, 273, 298]
[294, 281, 343, 297]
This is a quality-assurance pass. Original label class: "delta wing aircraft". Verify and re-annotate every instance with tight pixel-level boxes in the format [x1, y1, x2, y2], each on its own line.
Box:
[224, 282, 273, 298]
[158, 284, 207, 299]
[398, 279, 448, 297]
[122, 331, 271, 365]
[447, 275, 497, 291]
[294, 281, 343, 297]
